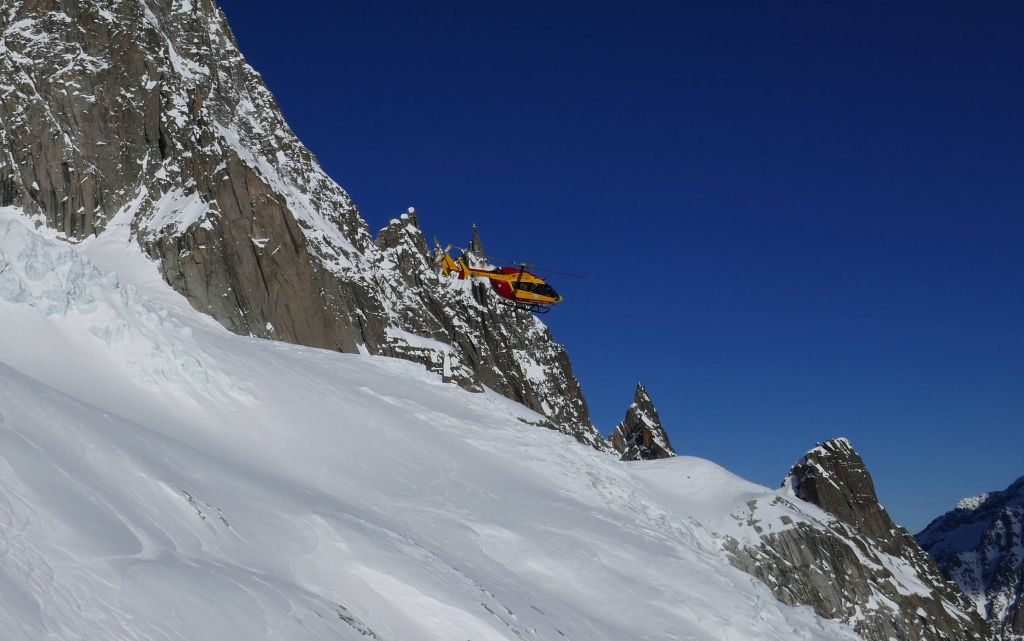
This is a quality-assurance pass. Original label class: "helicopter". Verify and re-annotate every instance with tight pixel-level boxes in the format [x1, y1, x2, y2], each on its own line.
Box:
[436, 246, 564, 314]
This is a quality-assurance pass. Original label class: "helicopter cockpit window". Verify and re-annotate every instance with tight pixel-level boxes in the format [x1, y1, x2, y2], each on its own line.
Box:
[515, 281, 559, 298]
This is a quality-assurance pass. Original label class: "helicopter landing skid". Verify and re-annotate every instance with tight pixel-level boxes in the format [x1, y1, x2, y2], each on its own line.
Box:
[496, 299, 552, 315]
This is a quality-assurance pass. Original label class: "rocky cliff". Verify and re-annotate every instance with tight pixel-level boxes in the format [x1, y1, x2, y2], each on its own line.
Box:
[918, 476, 1024, 640]
[609, 383, 675, 460]
[724, 438, 992, 641]
[784, 438, 906, 548]
[0, 0, 601, 446]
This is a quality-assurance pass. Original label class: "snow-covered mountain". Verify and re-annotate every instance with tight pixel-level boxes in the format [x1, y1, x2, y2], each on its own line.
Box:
[0, 205, 995, 639]
[0, 1, 1002, 639]
[0, 0, 597, 446]
[918, 477, 1024, 640]
[0, 206, 870, 640]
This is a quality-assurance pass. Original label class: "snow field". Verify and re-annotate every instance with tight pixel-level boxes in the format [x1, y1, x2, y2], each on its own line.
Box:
[0, 208, 862, 640]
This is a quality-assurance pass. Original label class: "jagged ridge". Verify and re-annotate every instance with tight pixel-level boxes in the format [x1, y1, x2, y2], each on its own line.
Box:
[0, 0, 600, 445]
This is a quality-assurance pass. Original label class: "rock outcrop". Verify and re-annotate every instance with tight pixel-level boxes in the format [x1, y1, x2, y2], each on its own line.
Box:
[610, 383, 675, 460]
[724, 438, 992, 641]
[784, 438, 906, 548]
[918, 476, 1024, 641]
[0, 0, 602, 446]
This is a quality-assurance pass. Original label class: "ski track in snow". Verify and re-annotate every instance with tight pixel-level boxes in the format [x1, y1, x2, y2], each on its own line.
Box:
[0, 206, 862, 640]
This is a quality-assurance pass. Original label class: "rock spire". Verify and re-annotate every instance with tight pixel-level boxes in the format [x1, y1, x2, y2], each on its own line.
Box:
[610, 383, 675, 460]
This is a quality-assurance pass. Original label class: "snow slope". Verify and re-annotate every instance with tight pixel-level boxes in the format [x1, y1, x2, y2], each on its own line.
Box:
[0, 207, 861, 640]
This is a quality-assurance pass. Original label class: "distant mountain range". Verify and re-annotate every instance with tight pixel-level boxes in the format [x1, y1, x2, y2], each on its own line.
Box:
[918, 477, 1024, 640]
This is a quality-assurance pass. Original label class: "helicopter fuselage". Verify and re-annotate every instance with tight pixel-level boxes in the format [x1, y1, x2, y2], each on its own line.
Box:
[438, 251, 563, 309]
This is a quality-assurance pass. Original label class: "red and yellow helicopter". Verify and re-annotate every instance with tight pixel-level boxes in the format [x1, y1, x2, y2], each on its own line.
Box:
[437, 247, 564, 314]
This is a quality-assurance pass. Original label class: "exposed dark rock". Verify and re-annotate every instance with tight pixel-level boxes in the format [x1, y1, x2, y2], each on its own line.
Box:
[918, 476, 1024, 641]
[610, 383, 675, 460]
[0, 0, 602, 446]
[724, 438, 992, 641]
[784, 437, 903, 550]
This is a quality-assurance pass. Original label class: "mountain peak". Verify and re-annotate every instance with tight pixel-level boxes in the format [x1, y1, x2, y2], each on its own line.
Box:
[782, 438, 898, 544]
[760, 437, 994, 640]
[610, 382, 675, 460]
[917, 475, 1024, 639]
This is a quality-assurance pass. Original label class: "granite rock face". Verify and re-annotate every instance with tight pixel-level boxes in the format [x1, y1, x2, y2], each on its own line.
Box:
[724, 438, 992, 641]
[918, 476, 1024, 641]
[610, 383, 675, 460]
[0, 0, 601, 445]
[785, 438, 906, 548]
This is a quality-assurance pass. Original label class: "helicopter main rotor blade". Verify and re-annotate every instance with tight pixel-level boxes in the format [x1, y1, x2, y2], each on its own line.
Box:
[481, 256, 589, 280]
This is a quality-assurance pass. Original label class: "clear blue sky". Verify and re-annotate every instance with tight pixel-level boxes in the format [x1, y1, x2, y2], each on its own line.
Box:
[217, 0, 1023, 531]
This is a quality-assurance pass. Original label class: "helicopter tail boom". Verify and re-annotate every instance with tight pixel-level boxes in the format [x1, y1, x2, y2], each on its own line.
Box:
[438, 250, 466, 279]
